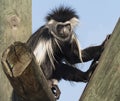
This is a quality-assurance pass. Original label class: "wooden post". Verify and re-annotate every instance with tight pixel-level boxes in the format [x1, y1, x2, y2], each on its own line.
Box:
[80, 18, 120, 101]
[0, 0, 31, 101]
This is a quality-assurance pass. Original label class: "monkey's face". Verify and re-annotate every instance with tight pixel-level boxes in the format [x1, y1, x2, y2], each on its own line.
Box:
[47, 18, 78, 41]
[55, 23, 72, 39]
[47, 20, 73, 39]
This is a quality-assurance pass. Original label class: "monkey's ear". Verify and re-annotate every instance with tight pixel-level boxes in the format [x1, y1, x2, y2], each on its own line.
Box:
[47, 19, 56, 25]
[70, 17, 79, 28]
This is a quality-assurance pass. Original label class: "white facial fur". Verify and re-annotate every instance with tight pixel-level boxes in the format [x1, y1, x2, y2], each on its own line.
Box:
[47, 17, 79, 29]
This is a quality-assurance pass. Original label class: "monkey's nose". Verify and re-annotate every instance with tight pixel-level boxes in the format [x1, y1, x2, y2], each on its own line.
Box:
[63, 27, 70, 34]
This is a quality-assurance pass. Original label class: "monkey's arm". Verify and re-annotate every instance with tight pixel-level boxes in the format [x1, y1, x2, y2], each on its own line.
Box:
[65, 34, 111, 64]
[81, 45, 102, 62]
[64, 44, 103, 64]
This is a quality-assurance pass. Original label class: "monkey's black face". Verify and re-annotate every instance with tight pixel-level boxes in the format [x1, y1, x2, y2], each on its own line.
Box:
[56, 23, 71, 39]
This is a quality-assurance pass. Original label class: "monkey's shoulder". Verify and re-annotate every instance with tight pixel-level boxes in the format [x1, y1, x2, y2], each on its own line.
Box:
[30, 26, 52, 41]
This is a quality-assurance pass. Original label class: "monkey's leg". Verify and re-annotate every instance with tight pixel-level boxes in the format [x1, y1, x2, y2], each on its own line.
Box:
[53, 63, 93, 83]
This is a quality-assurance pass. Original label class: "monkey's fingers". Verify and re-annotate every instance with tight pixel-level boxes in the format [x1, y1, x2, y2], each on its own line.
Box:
[102, 34, 111, 48]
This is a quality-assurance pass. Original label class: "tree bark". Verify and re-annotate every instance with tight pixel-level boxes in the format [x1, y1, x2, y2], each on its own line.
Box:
[0, 0, 31, 101]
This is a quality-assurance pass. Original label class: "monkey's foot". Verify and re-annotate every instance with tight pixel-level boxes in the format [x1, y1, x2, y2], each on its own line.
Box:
[51, 85, 61, 100]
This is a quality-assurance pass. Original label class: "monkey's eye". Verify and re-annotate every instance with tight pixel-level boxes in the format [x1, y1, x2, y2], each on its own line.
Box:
[65, 24, 71, 31]
[57, 24, 64, 32]
[56, 24, 71, 33]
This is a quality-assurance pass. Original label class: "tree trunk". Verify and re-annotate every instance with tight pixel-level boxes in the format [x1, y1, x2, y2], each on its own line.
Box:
[0, 0, 31, 101]
[80, 18, 120, 101]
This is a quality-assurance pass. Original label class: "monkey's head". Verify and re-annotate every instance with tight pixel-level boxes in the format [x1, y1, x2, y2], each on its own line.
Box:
[46, 6, 79, 41]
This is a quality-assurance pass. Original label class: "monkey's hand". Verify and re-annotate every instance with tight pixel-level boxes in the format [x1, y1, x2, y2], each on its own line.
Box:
[101, 34, 111, 49]
[86, 34, 111, 81]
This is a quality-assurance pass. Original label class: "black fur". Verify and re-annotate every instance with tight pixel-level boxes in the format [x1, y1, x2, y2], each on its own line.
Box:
[46, 6, 79, 22]
[26, 6, 106, 99]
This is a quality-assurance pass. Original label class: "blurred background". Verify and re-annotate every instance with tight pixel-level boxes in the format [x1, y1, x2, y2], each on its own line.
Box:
[32, 0, 120, 101]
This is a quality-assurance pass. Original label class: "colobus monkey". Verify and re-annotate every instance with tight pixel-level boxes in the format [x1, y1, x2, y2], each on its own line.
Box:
[26, 6, 107, 99]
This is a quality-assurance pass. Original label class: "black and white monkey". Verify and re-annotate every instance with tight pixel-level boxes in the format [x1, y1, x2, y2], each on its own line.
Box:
[26, 6, 109, 99]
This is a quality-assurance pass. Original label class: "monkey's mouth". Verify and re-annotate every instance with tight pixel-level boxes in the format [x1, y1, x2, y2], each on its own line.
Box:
[57, 32, 72, 41]
[51, 30, 72, 41]
[59, 32, 68, 37]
